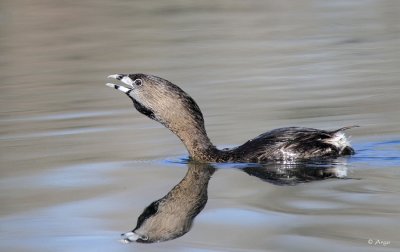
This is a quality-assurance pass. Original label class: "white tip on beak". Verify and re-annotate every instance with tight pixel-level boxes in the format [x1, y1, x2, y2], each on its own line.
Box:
[120, 231, 140, 243]
[107, 74, 122, 79]
[106, 83, 132, 94]
[107, 74, 134, 87]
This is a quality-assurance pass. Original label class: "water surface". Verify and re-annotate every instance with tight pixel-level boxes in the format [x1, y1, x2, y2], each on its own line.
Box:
[1, 1, 400, 251]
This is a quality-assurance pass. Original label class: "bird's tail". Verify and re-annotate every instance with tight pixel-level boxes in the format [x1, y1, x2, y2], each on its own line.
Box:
[332, 125, 360, 133]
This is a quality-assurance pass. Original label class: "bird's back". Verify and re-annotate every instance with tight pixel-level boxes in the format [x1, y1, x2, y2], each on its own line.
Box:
[229, 127, 355, 162]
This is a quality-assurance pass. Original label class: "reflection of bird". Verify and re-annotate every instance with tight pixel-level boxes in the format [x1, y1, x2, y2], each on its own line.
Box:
[120, 160, 350, 243]
[120, 163, 214, 243]
[239, 160, 349, 185]
[107, 74, 357, 162]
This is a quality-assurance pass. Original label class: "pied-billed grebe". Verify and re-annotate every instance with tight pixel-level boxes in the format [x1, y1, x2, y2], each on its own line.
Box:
[106, 74, 356, 162]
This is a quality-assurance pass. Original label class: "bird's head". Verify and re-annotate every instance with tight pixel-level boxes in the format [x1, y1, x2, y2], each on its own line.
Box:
[106, 73, 204, 130]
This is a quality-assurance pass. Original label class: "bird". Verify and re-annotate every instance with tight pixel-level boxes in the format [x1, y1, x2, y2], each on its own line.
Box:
[106, 73, 356, 163]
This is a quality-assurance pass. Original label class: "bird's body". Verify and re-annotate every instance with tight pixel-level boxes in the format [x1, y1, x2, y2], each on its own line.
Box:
[212, 126, 355, 163]
[106, 74, 356, 163]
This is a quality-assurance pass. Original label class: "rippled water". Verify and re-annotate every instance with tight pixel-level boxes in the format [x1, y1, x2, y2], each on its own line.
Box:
[1, 1, 400, 251]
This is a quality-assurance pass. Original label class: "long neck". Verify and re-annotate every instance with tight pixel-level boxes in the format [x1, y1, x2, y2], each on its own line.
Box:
[167, 119, 221, 161]
[149, 86, 226, 162]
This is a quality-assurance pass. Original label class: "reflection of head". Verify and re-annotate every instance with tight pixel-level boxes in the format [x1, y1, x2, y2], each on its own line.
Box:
[121, 163, 215, 243]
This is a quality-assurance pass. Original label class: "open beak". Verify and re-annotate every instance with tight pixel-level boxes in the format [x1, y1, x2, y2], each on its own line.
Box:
[106, 74, 133, 94]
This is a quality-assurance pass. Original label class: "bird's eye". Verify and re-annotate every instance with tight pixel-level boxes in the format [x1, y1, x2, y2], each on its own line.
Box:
[134, 79, 142, 86]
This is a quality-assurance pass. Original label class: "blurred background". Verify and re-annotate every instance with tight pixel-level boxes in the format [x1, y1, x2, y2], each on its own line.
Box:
[1, 1, 399, 252]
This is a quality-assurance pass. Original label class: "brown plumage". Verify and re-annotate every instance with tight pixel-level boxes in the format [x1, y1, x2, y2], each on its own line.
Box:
[106, 74, 357, 162]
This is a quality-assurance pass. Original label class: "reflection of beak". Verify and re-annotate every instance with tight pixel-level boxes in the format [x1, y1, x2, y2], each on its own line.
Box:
[120, 231, 140, 243]
[106, 74, 133, 94]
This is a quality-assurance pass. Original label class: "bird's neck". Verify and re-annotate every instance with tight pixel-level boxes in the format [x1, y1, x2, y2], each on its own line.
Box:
[174, 125, 220, 161]
[164, 120, 223, 161]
